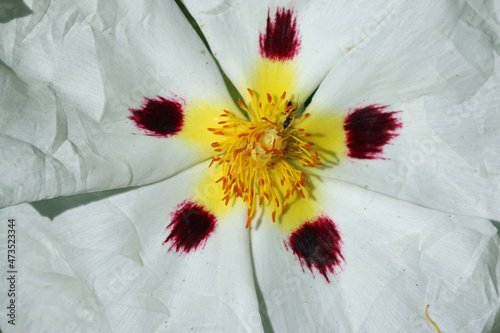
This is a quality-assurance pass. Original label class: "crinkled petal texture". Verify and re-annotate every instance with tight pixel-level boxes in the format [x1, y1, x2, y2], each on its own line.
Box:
[0, 163, 263, 333]
[252, 179, 500, 332]
[1, 0, 500, 332]
[182, 0, 396, 104]
[0, 0, 235, 207]
[2, 175, 498, 332]
[302, 0, 500, 220]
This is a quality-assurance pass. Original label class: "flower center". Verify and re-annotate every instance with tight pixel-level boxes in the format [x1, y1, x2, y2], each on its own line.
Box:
[208, 89, 321, 228]
[251, 127, 283, 164]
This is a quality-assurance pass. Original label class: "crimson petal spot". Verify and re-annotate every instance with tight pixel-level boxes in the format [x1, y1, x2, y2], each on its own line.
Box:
[344, 105, 402, 159]
[285, 216, 344, 283]
[163, 200, 217, 254]
[129, 95, 185, 138]
[259, 7, 301, 61]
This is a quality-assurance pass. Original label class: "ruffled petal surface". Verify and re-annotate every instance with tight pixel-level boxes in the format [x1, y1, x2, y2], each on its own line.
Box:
[0, 0, 234, 207]
[0, 162, 261, 332]
[304, 0, 500, 220]
[251, 178, 500, 332]
[1, 1, 499, 332]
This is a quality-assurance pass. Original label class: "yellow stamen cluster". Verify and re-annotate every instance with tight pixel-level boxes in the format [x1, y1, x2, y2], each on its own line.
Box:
[208, 89, 321, 228]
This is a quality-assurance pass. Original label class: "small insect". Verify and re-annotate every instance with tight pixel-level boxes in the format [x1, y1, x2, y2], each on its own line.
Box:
[283, 101, 294, 129]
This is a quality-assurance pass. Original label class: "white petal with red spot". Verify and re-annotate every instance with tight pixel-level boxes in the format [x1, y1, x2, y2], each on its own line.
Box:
[305, 0, 500, 220]
[251, 179, 500, 332]
[182, 0, 398, 104]
[0, 163, 261, 332]
[0, 0, 235, 207]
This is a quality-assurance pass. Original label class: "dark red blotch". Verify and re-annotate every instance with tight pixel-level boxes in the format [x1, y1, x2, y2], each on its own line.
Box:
[259, 7, 301, 61]
[129, 96, 185, 138]
[286, 216, 344, 283]
[163, 200, 217, 254]
[343, 105, 402, 159]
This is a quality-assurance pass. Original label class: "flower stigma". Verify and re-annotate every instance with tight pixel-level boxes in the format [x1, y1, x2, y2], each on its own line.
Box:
[208, 89, 321, 228]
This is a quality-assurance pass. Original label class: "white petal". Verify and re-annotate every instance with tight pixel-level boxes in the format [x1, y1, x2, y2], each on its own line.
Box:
[306, 0, 500, 220]
[182, 0, 398, 103]
[0, 0, 234, 207]
[251, 179, 500, 332]
[0, 163, 263, 332]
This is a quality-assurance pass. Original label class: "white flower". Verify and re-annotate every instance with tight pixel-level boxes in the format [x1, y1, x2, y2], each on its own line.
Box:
[1, 0, 499, 332]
